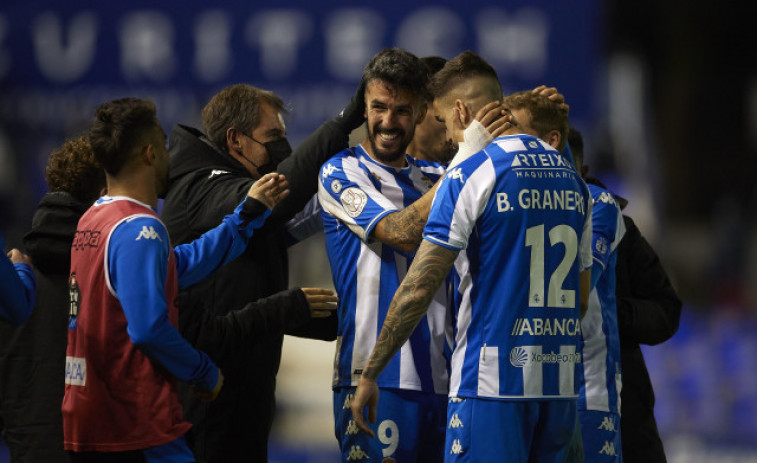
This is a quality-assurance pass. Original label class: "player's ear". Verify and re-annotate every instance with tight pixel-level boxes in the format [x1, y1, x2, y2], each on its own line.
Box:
[416, 104, 428, 125]
[545, 130, 561, 150]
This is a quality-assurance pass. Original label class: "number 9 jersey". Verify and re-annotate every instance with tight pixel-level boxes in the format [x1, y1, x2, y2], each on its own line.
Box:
[424, 134, 593, 401]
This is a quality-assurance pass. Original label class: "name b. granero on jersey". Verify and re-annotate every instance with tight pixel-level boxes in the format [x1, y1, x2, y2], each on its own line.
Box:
[72, 230, 101, 250]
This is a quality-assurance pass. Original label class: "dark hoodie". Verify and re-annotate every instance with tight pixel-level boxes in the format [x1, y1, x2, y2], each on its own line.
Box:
[161, 118, 350, 462]
[0, 191, 88, 463]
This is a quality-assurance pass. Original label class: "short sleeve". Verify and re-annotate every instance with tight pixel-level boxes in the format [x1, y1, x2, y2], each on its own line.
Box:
[317, 153, 399, 241]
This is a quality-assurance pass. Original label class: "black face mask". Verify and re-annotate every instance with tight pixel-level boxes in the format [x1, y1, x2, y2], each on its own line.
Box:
[256, 138, 292, 176]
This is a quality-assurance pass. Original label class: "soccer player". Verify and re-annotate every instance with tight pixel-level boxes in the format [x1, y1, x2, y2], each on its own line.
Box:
[62, 97, 288, 462]
[318, 48, 510, 462]
[568, 127, 626, 462]
[351, 51, 593, 463]
[570, 128, 681, 463]
[407, 56, 455, 164]
[0, 240, 35, 326]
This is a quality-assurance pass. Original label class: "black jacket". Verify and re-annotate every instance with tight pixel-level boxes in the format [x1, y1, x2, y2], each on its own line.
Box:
[616, 214, 682, 463]
[0, 192, 88, 463]
[161, 119, 349, 462]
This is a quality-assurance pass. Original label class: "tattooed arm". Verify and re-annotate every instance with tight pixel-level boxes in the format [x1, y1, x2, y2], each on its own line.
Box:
[350, 239, 459, 436]
[371, 182, 440, 253]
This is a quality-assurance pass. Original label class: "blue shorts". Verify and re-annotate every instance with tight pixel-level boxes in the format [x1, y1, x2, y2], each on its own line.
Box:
[334, 386, 446, 463]
[579, 410, 622, 463]
[445, 397, 577, 463]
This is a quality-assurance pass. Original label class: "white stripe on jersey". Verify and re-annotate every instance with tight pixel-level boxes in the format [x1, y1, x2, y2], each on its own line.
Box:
[431, 158, 495, 250]
[522, 346, 544, 397]
[583, 290, 609, 411]
[449, 253, 472, 397]
[477, 345, 499, 397]
[352, 240, 382, 383]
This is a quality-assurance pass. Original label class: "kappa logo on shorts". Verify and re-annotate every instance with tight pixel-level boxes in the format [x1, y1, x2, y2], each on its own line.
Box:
[595, 236, 608, 256]
[599, 441, 617, 456]
[136, 225, 162, 241]
[346, 444, 370, 461]
[597, 416, 616, 432]
[345, 419, 359, 435]
[450, 439, 464, 455]
[343, 393, 355, 409]
[448, 413, 464, 429]
[449, 397, 464, 403]
[340, 187, 368, 218]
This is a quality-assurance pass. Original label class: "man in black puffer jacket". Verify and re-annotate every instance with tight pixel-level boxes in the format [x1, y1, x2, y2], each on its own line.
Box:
[615, 214, 681, 463]
[161, 82, 365, 462]
[0, 136, 103, 463]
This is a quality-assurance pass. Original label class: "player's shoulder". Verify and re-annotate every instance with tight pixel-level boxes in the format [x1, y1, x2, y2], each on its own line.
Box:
[320, 146, 362, 178]
[587, 182, 619, 207]
[114, 214, 169, 245]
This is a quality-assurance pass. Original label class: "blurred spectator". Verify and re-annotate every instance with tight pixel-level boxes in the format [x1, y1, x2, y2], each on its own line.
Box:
[0, 135, 103, 462]
[570, 127, 682, 463]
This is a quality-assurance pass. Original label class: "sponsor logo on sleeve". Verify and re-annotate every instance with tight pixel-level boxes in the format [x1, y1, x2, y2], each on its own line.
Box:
[322, 163, 341, 179]
[136, 225, 162, 241]
[331, 179, 343, 194]
[446, 167, 464, 183]
[340, 187, 368, 218]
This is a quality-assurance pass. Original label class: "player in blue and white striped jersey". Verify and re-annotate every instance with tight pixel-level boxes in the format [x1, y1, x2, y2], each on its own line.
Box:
[319, 49, 511, 463]
[351, 52, 592, 463]
[318, 48, 449, 463]
[569, 128, 626, 462]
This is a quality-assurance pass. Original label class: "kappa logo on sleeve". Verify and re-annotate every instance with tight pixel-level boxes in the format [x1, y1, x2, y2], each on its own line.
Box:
[446, 168, 465, 183]
[136, 225, 162, 241]
[322, 163, 341, 179]
[340, 187, 368, 218]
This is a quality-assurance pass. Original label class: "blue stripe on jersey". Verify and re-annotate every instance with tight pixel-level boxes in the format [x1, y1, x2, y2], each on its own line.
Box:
[425, 134, 592, 400]
[578, 184, 625, 413]
[318, 146, 447, 394]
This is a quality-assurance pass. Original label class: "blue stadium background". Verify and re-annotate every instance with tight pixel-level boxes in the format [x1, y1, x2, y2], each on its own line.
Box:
[1, 1, 755, 461]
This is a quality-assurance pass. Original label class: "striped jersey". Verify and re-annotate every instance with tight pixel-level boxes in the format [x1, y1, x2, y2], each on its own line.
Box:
[317, 145, 449, 394]
[578, 183, 626, 413]
[424, 134, 593, 400]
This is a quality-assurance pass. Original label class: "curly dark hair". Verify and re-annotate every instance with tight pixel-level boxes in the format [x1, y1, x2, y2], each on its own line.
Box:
[45, 136, 105, 202]
[362, 48, 431, 103]
[89, 97, 158, 175]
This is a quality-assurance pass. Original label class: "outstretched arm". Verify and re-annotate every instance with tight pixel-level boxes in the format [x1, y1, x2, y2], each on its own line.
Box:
[350, 239, 459, 436]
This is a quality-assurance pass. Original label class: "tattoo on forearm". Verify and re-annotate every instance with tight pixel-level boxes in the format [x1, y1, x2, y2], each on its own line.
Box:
[363, 242, 458, 380]
[381, 202, 427, 248]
